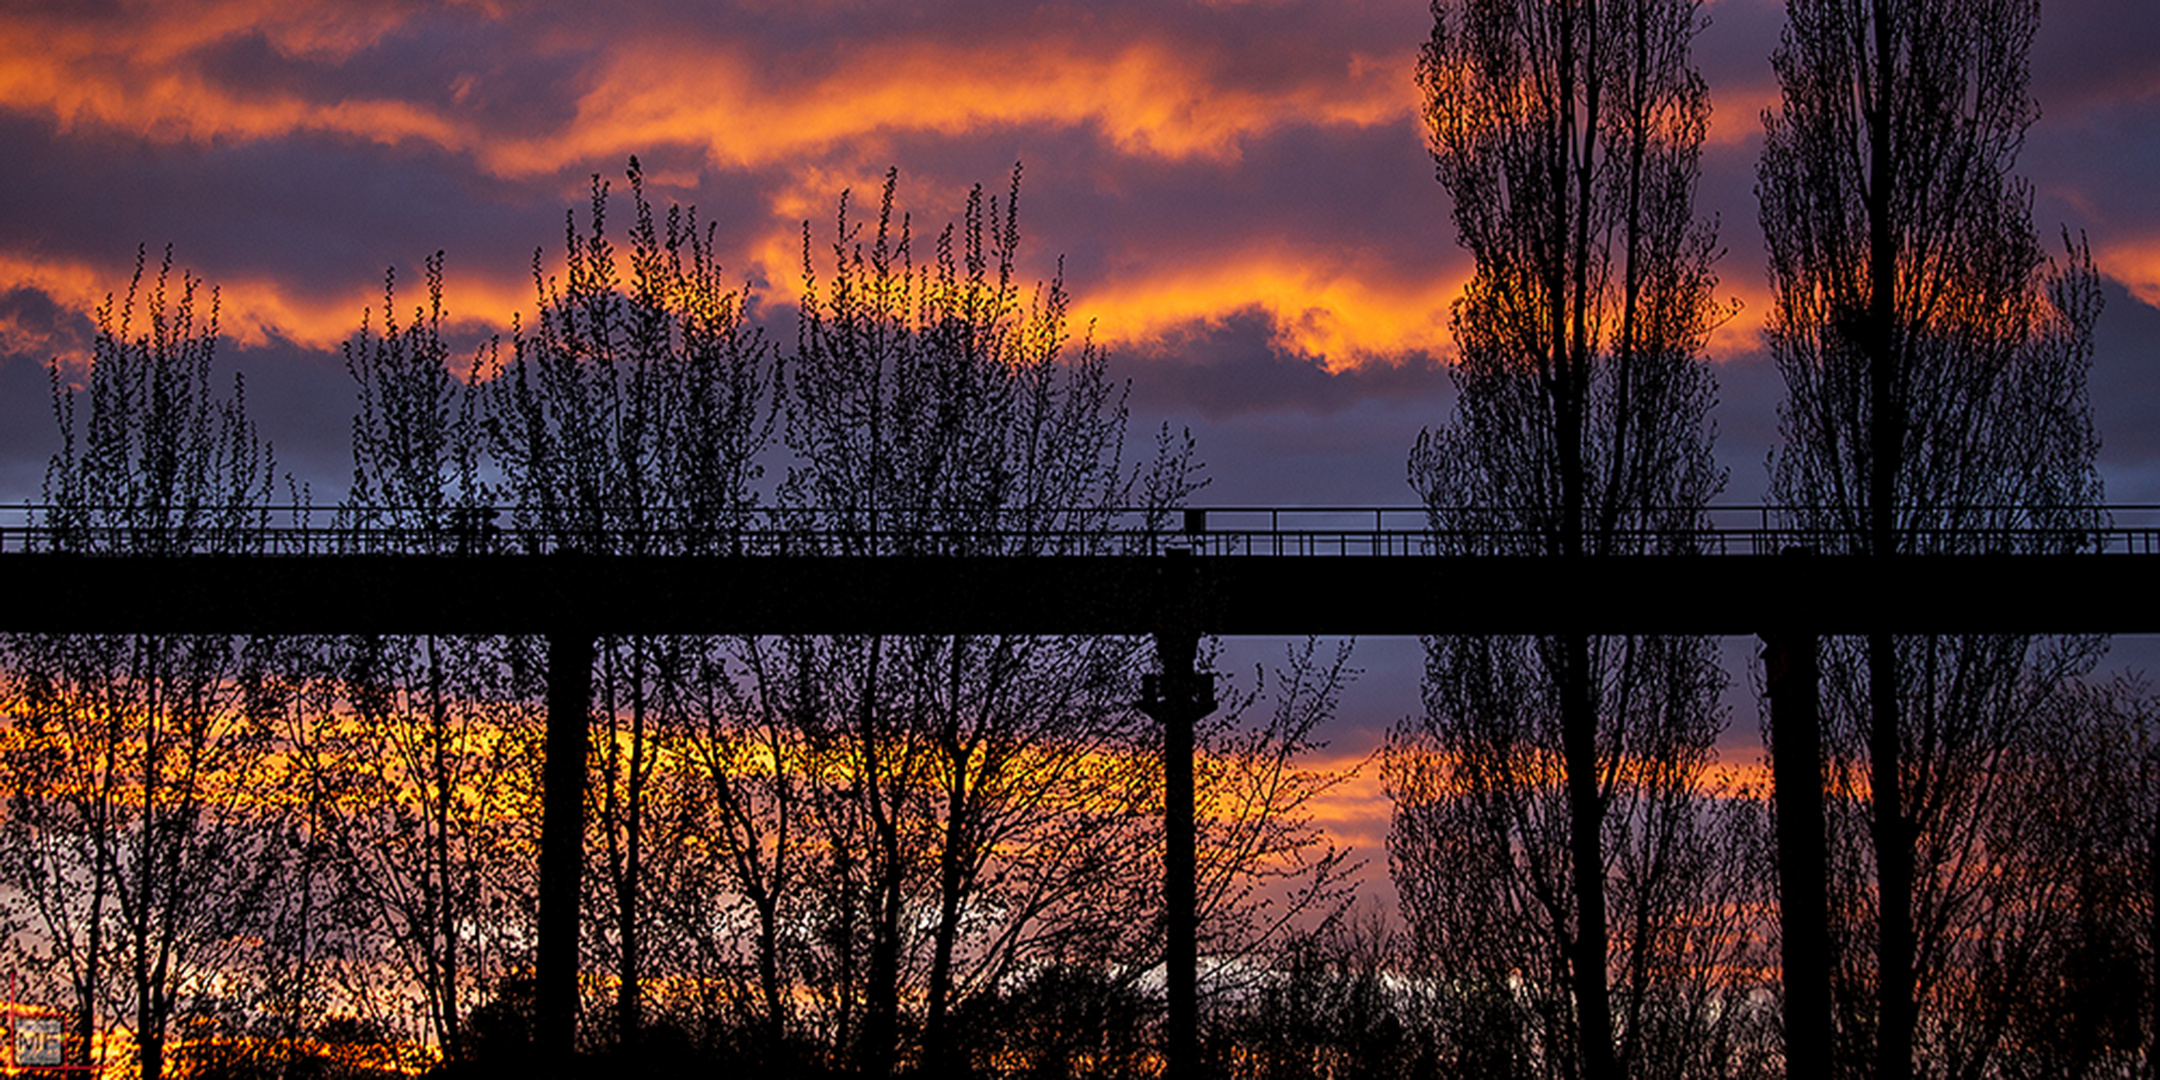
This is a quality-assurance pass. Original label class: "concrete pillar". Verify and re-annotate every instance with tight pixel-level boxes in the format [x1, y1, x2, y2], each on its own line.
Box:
[538, 629, 593, 1066]
[1764, 627, 1830, 1079]
[1139, 552, 1215, 1079]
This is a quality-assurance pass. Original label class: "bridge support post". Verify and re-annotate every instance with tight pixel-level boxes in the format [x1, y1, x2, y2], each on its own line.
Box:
[1763, 627, 1829, 1080]
[1140, 553, 1215, 1080]
[538, 628, 594, 1067]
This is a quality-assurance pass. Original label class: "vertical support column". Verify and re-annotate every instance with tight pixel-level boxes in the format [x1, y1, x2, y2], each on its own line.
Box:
[538, 628, 594, 1065]
[1764, 627, 1829, 1079]
[1139, 551, 1215, 1080]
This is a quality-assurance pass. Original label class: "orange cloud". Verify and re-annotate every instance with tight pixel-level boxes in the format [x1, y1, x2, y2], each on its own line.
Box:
[2, 220, 1768, 383]
[0, 4, 1417, 178]
[0, 1, 1461, 377]
[738, 163, 1465, 372]
[1074, 254, 1469, 371]
[1071, 253, 1768, 372]
[0, 1, 466, 146]
[1707, 281, 1773, 360]
[1709, 85, 1779, 148]
[495, 37, 1412, 175]
[2096, 235, 2160, 310]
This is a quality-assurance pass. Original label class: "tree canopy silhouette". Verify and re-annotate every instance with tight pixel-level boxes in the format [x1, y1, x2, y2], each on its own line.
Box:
[1388, 0, 1751, 1077]
[1758, 0, 2106, 1074]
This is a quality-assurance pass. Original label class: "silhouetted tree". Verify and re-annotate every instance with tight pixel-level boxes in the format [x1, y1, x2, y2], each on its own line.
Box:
[341, 255, 491, 554]
[0, 248, 289, 1080]
[1389, 0, 1747, 1077]
[0, 166, 1395, 1080]
[953, 962, 1158, 1080]
[756, 168, 1352, 1076]
[763, 166, 1194, 1076]
[642, 635, 813, 1066]
[1758, 0, 2105, 1072]
[1189, 641, 1362, 1008]
[489, 156, 776, 1058]
[1958, 675, 2154, 1080]
[292, 255, 541, 1066]
[1204, 906, 1440, 1080]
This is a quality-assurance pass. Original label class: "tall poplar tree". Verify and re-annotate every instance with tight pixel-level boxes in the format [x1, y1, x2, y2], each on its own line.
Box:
[1757, 0, 2104, 1075]
[1386, 0, 1743, 1077]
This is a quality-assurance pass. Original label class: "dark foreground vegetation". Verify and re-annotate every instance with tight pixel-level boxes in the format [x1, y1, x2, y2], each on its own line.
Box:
[2, 0, 2154, 1076]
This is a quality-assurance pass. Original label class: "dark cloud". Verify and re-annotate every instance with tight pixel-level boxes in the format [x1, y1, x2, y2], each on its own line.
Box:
[1171, 395, 1450, 507]
[222, 337, 370, 499]
[1122, 312, 1447, 421]
[2032, 0, 2160, 116]
[0, 353, 60, 504]
[0, 285, 92, 361]
[0, 311, 356, 506]
[189, 14, 593, 142]
[2091, 283, 2160, 502]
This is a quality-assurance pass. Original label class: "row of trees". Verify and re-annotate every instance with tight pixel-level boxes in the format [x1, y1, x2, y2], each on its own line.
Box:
[0, 169, 1358, 1079]
[1, 0, 2149, 1073]
[1388, 0, 2145, 1078]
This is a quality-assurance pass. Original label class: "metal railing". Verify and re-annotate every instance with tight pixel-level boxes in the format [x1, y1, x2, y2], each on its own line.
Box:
[3, 504, 2157, 557]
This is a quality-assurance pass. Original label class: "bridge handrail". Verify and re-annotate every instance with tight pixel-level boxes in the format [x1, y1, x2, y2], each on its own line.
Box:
[3, 504, 2157, 556]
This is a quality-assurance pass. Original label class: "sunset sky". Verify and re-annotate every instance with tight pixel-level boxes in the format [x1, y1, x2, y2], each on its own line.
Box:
[1, 0, 2155, 901]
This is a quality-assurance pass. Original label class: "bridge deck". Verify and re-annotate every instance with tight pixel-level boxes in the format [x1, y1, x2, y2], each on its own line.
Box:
[1, 551, 2152, 636]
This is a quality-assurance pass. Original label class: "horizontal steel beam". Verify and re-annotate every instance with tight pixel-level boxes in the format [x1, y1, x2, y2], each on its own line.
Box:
[0, 552, 2152, 636]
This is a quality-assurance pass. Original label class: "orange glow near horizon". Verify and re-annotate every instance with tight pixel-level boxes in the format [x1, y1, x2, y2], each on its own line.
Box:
[0, 251, 534, 370]
[21, 223, 2132, 411]
[1707, 84, 1781, 148]
[13, 230, 1480, 375]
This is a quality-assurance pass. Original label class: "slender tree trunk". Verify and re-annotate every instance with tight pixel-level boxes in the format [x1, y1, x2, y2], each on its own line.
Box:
[755, 891, 785, 1047]
[617, 639, 647, 1053]
[77, 786, 108, 1071]
[923, 639, 971, 1075]
[137, 662, 163, 1080]
[865, 819, 905, 1078]
[744, 704, 790, 1051]
[134, 927, 162, 1080]
[77, 909, 101, 1070]
[1553, 3, 1617, 1056]
[73, 652, 119, 1075]
[1562, 633, 1618, 1080]
[137, 1024, 162, 1080]
[1863, 4, 1914, 1073]
[922, 805, 967, 1073]
[427, 635, 462, 1060]
[858, 636, 903, 1079]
